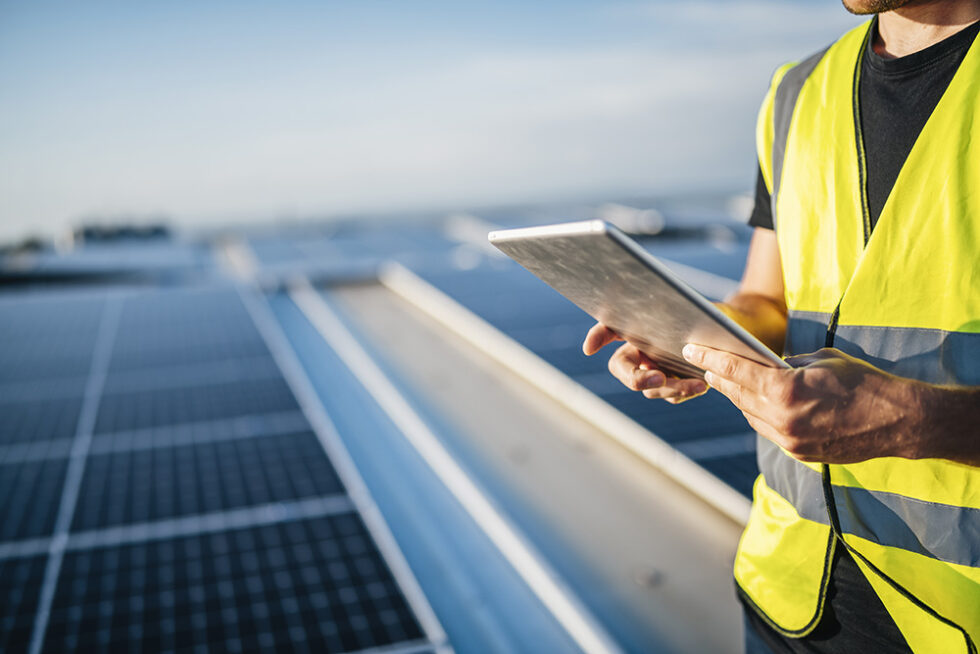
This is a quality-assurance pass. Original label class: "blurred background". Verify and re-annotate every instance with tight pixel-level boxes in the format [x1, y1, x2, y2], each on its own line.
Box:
[0, 2, 860, 653]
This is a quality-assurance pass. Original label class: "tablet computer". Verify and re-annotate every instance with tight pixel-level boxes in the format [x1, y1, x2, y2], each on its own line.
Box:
[488, 220, 788, 378]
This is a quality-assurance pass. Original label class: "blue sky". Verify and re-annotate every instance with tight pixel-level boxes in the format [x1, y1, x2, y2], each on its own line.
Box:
[0, 1, 861, 242]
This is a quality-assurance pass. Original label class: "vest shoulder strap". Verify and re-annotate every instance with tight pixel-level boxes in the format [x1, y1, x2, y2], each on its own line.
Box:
[770, 47, 830, 221]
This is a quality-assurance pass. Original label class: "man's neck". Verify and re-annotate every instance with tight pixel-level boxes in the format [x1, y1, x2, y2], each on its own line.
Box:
[875, 0, 980, 58]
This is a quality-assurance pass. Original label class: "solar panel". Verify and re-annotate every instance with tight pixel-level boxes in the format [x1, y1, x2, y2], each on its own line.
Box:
[0, 356, 95, 385]
[0, 458, 68, 540]
[101, 356, 282, 395]
[0, 285, 441, 653]
[44, 515, 426, 654]
[0, 555, 47, 652]
[108, 290, 270, 371]
[94, 378, 300, 434]
[73, 432, 345, 531]
[0, 397, 83, 446]
[0, 296, 103, 341]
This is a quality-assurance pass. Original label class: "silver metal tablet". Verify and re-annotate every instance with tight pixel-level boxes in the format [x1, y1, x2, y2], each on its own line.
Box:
[488, 220, 788, 378]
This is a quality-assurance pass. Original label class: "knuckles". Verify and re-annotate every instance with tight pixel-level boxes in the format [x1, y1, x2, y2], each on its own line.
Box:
[720, 357, 739, 380]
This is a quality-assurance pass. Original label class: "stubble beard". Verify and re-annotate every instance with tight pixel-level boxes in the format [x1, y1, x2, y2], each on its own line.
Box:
[841, 0, 915, 14]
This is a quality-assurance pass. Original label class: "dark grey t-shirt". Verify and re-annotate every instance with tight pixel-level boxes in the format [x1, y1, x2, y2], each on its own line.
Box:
[741, 17, 980, 654]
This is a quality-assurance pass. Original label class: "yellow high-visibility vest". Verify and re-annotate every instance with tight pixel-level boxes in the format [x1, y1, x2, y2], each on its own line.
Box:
[735, 20, 980, 653]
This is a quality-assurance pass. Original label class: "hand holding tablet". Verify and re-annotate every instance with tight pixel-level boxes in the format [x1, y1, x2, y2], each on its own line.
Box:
[583, 322, 712, 403]
[488, 220, 788, 401]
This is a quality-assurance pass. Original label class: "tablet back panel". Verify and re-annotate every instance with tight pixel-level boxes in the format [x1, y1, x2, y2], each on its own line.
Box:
[489, 220, 786, 378]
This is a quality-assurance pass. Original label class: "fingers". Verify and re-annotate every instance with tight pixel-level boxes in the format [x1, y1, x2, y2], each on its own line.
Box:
[700, 368, 768, 419]
[649, 378, 709, 403]
[608, 344, 665, 391]
[607, 344, 707, 401]
[583, 323, 622, 355]
[583, 325, 708, 403]
[682, 344, 773, 394]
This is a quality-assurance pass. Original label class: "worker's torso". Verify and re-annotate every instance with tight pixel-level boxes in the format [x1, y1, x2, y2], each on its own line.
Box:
[737, 19, 980, 653]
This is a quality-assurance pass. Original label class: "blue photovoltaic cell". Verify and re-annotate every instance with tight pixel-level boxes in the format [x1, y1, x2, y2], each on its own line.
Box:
[93, 377, 300, 434]
[44, 515, 426, 654]
[100, 356, 282, 395]
[73, 432, 345, 531]
[0, 397, 83, 445]
[109, 291, 270, 371]
[0, 457, 68, 540]
[0, 555, 48, 654]
[0, 300, 101, 393]
[0, 355, 95, 385]
[0, 297, 100, 383]
[109, 338, 272, 371]
[0, 296, 103, 342]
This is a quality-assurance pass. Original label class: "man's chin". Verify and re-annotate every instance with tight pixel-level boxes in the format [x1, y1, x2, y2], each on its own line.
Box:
[841, 0, 914, 15]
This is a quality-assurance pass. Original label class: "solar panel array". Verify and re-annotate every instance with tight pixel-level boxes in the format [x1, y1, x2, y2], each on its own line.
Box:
[0, 287, 437, 654]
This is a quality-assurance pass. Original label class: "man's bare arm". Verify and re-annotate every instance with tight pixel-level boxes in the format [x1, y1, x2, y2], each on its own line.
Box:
[717, 228, 787, 354]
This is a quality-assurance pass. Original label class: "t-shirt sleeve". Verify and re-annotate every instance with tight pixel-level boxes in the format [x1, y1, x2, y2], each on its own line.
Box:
[748, 164, 774, 230]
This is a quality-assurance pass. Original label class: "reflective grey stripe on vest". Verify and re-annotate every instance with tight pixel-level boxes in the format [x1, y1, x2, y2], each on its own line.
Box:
[770, 47, 830, 225]
[785, 310, 980, 385]
[758, 438, 980, 567]
[757, 435, 827, 523]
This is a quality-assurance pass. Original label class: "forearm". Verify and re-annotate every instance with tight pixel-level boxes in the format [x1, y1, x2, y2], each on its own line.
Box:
[717, 292, 787, 355]
[718, 228, 787, 354]
[910, 383, 980, 466]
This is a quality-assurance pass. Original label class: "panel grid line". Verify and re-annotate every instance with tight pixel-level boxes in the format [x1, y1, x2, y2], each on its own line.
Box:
[0, 410, 308, 466]
[290, 278, 622, 654]
[234, 278, 451, 654]
[0, 352, 277, 405]
[88, 410, 309, 455]
[27, 296, 122, 654]
[0, 495, 355, 561]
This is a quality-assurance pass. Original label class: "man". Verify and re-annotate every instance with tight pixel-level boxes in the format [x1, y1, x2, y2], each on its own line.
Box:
[583, 1, 980, 652]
